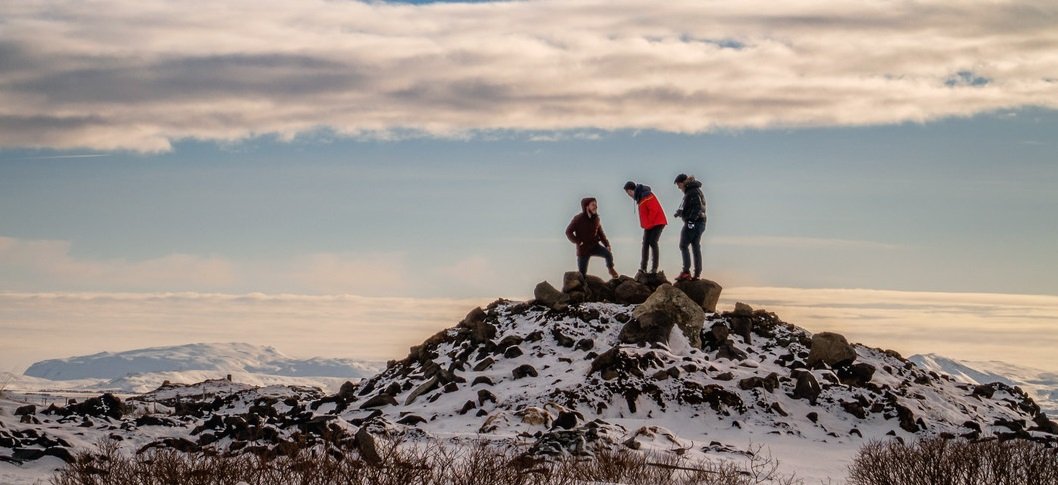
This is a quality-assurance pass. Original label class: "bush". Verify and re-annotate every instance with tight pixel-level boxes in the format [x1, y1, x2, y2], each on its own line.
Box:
[52, 438, 802, 485]
[848, 436, 1058, 485]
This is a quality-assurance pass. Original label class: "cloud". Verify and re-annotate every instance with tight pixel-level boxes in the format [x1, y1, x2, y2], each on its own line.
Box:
[712, 236, 905, 251]
[1, 0, 1056, 151]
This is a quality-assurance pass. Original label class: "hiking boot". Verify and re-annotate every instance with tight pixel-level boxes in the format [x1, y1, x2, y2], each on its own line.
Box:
[675, 271, 693, 281]
[635, 269, 647, 279]
[609, 267, 620, 279]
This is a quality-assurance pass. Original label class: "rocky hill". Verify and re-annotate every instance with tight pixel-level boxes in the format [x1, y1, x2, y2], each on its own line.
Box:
[2, 273, 1056, 482]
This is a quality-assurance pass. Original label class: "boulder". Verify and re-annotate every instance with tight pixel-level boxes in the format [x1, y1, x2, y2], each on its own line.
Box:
[702, 322, 729, 350]
[562, 271, 586, 293]
[806, 332, 857, 367]
[673, 278, 723, 312]
[512, 364, 539, 379]
[634, 271, 671, 289]
[614, 280, 652, 304]
[838, 363, 876, 387]
[632, 285, 706, 348]
[457, 307, 497, 345]
[337, 381, 358, 399]
[585, 275, 615, 302]
[733, 302, 754, 315]
[534, 281, 570, 311]
[14, 405, 36, 416]
[792, 370, 822, 404]
[618, 311, 674, 345]
[354, 418, 394, 465]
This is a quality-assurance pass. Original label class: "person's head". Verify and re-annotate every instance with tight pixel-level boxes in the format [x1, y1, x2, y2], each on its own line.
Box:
[674, 173, 688, 190]
[581, 197, 598, 216]
[623, 181, 636, 198]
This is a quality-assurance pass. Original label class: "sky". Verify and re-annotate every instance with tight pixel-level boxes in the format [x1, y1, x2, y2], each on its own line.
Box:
[1, 0, 1056, 372]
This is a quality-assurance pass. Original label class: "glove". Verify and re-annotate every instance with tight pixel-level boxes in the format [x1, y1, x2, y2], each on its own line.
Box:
[674, 209, 683, 219]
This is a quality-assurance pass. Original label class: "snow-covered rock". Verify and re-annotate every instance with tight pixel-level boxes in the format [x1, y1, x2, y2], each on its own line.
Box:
[910, 353, 1058, 415]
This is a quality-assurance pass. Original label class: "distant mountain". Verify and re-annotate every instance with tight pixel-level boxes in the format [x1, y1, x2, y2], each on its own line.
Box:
[20, 342, 383, 393]
[910, 353, 1058, 415]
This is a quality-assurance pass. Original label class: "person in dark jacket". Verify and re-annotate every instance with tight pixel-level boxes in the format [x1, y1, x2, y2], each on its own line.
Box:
[673, 174, 707, 281]
[623, 181, 667, 275]
[565, 197, 620, 279]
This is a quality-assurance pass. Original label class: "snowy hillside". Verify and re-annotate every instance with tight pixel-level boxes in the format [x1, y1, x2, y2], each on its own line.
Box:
[3, 279, 1056, 484]
[910, 353, 1058, 415]
[13, 343, 383, 394]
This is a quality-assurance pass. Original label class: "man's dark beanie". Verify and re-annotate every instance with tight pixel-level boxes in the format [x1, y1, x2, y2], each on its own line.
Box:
[674, 173, 689, 184]
[623, 181, 636, 191]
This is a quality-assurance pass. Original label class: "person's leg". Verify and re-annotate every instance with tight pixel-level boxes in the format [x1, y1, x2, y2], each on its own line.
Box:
[592, 244, 615, 269]
[577, 254, 589, 276]
[691, 223, 705, 278]
[679, 224, 692, 274]
[647, 226, 663, 273]
[640, 230, 650, 272]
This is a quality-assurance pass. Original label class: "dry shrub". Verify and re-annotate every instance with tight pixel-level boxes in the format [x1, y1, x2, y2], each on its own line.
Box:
[848, 437, 1058, 485]
[52, 438, 802, 485]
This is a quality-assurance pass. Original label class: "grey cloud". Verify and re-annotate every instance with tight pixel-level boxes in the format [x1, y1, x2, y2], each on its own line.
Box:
[1, 0, 1056, 151]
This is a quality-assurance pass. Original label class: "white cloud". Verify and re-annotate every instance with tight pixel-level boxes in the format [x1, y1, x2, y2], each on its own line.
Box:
[1, 0, 1056, 151]
[712, 236, 905, 250]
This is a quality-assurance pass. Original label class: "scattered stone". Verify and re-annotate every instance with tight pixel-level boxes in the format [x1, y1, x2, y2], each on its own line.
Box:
[473, 357, 496, 372]
[477, 389, 498, 406]
[575, 338, 595, 351]
[633, 285, 706, 348]
[615, 280, 652, 304]
[471, 376, 494, 387]
[534, 281, 570, 311]
[504, 346, 524, 359]
[673, 278, 723, 312]
[512, 364, 539, 379]
[618, 311, 674, 345]
[806, 332, 857, 367]
[396, 415, 426, 426]
[360, 393, 398, 409]
[15, 405, 36, 416]
[838, 363, 876, 387]
[792, 370, 822, 404]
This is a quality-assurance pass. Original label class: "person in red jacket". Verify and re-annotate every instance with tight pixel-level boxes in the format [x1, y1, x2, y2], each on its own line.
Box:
[565, 197, 620, 279]
[624, 181, 668, 275]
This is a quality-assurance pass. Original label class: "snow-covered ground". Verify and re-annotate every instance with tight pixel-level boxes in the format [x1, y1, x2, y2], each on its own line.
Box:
[910, 353, 1058, 415]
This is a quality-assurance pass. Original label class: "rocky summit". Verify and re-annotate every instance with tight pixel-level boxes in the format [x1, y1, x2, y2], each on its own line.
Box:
[2, 277, 1056, 479]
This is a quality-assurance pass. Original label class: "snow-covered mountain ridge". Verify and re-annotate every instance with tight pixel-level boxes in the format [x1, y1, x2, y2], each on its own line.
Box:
[910, 353, 1058, 415]
[3, 278, 1056, 483]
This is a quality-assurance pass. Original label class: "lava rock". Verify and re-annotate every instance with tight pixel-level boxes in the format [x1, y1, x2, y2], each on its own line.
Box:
[14, 405, 36, 416]
[512, 364, 539, 379]
[838, 363, 877, 387]
[615, 280, 652, 304]
[673, 278, 723, 313]
[337, 381, 358, 399]
[633, 285, 706, 348]
[792, 370, 822, 404]
[806, 332, 857, 367]
[360, 393, 398, 409]
[534, 281, 570, 311]
[478, 389, 498, 406]
[618, 311, 674, 345]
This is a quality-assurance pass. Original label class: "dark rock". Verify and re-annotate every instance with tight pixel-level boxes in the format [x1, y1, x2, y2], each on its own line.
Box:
[633, 285, 706, 347]
[477, 389, 497, 406]
[458, 400, 477, 415]
[714, 372, 734, 381]
[534, 281, 570, 311]
[14, 405, 36, 416]
[396, 415, 426, 426]
[360, 393, 398, 409]
[806, 332, 857, 367]
[972, 383, 997, 399]
[769, 402, 789, 417]
[443, 382, 459, 393]
[680, 382, 745, 414]
[575, 338, 595, 351]
[504, 346, 524, 359]
[615, 280, 652, 304]
[702, 322, 730, 350]
[841, 401, 869, 419]
[473, 357, 496, 372]
[551, 327, 576, 347]
[135, 415, 179, 427]
[715, 341, 748, 361]
[728, 314, 754, 345]
[512, 364, 538, 379]
[12, 448, 45, 461]
[67, 393, 127, 420]
[552, 411, 579, 430]
[792, 370, 822, 404]
[806, 412, 819, 423]
[733, 302, 754, 315]
[673, 278, 723, 312]
[838, 363, 877, 387]
[338, 381, 358, 399]
[496, 335, 524, 351]
[472, 376, 494, 387]
[635, 270, 671, 289]
[1032, 414, 1058, 435]
[354, 420, 389, 466]
[44, 447, 75, 463]
[585, 275, 615, 302]
[562, 271, 587, 293]
[405, 377, 440, 405]
[739, 372, 780, 393]
[458, 307, 498, 345]
[618, 311, 674, 345]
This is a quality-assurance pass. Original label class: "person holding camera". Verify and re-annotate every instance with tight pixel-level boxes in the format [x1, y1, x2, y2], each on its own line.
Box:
[673, 174, 707, 281]
[565, 197, 620, 279]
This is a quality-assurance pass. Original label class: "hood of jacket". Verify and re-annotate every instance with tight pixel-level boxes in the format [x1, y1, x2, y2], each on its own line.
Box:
[683, 179, 702, 192]
[633, 184, 653, 202]
[580, 197, 597, 216]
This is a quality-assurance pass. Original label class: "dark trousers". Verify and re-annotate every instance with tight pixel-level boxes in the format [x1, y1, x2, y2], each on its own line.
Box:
[641, 225, 664, 272]
[679, 221, 706, 276]
[577, 244, 614, 276]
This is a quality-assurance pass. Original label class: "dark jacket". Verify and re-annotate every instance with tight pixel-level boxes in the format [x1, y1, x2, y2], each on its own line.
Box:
[633, 184, 667, 229]
[566, 197, 610, 257]
[678, 178, 707, 223]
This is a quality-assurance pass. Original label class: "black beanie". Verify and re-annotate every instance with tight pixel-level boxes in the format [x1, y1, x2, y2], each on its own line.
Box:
[674, 173, 688, 184]
[623, 181, 636, 191]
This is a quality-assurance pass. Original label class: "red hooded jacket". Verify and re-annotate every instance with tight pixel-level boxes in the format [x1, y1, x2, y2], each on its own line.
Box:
[633, 185, 668, 229]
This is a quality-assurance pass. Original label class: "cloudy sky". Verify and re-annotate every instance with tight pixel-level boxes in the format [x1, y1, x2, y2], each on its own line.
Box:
[1, 0, 1056, 372]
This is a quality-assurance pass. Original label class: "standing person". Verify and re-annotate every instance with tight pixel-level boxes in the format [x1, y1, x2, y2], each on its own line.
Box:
[565, 197, 620, 279]
[623, 181, 667, 276]
[673, 174, 707, 281]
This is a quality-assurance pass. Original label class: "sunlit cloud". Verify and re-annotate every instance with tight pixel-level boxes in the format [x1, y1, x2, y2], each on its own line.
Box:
[1, 0, 1055, 151]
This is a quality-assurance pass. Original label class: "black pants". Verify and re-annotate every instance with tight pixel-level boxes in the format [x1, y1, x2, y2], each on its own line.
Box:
[641, 225, 664, 272]
[679, 220, 706, 276]
[577, 244, 614, 276]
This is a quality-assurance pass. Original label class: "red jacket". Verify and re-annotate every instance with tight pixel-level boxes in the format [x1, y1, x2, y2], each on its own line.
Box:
[636, 191, 667, 229]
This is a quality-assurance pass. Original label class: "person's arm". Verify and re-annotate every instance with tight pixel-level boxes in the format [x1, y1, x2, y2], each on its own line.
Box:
[598, 223, 611, 249]
[565, 216, 579, 244]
